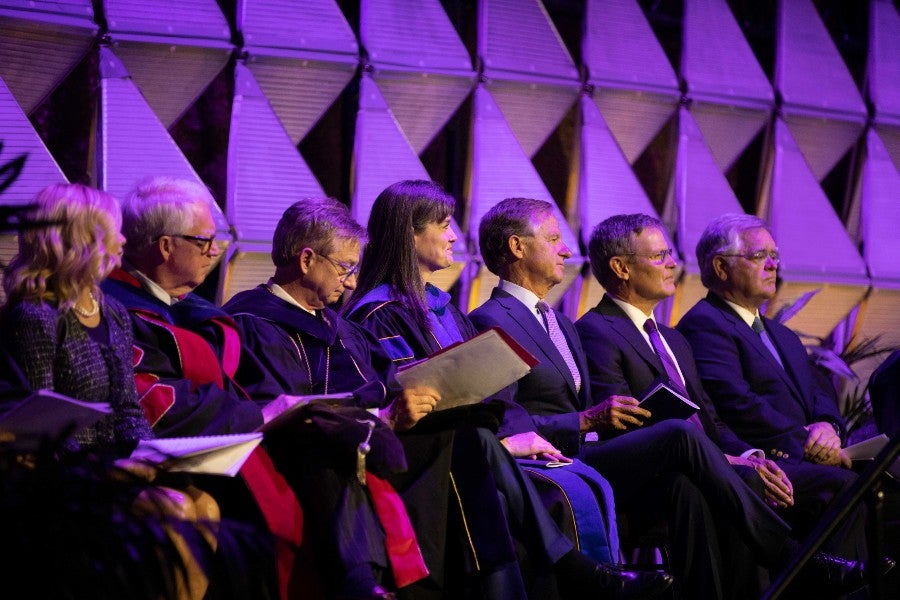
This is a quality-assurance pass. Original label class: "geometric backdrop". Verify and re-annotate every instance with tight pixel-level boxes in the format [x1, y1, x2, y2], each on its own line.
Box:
[1, 0, 897, 390]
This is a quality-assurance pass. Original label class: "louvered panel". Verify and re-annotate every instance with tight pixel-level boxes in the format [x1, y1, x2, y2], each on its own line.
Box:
[0, 235, 17, 303]
[479, 0, 578, 80]
[583, 0, 677, 91]
[767, 281, 867, 341]
[352, 75, 465, 290]
[222, 251, 273, 303]
[485, 77, 579, 158]
[246, 52, 356, 144]
[592, 88, 678, 164]
[682, 0, 772, 105]
[670, 273, 707, 326]
[868, 0, 900, 125]
[666, 106, 744, 275]
[104, 0, 230, 39]
[0, 14, 95, 113]
[763, 118, 868, 284]
[578, 95, 661, 245]
[855, 129, 900, 285]
[681, 0, 773, 170]
[874, 124, 900, 175]
[847, 286, 900, 385]
[110, 39, 231, 127]
[0, 75, 67, 206]
[782, 113, 865, 182]
[0, 1, 92, 21]
[372, 69, 475, 154]
[689, 102, 770, 171]
[239, 0, 358, 56]
[776, 0, 867, 180]
[361, 0, 471, 72]
[96, 47, 228, 231]
[467, 85, 581, 310]
[227, 63, 324, 246]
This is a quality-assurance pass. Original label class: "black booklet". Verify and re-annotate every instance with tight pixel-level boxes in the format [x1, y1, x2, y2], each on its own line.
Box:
[637, 378, 700, 426]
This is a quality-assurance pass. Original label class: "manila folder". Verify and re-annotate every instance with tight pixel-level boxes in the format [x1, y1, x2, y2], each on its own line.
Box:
[395, 327, 538, 411]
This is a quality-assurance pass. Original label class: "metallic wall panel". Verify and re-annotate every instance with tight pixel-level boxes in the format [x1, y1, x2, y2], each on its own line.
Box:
[361, 0, 471, 72]
[246, 52, 356, 144]
[110, 39, 231, 127]
[0, 1, 93, 22]
[591, 88, 677, 165]
[478, 0, 578, 80]
[776, 0, 867, 180]
[855, 129, 900, 286]
[238, 0, 358, 56]
[222, 250, 273, 304]
[226, 62, 324, 247]
[352, 75, 465, 289]
[370, 69, 475, 154]
[681, 0, 772, 171]
[104, 0, 230, 39]
[767, 281, 867, 341]
[666, 107, 744, 275]
[485, 77, 579, 158]
[762, 118, 868, 284]
[0, 74, 67, 206]
[0, 14, 96, 113]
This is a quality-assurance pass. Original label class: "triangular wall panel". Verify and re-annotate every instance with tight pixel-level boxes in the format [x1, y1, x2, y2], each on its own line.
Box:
[351, 74, 466, 290]
[868, 0, 900, 172]
[478, 0, 580, 157]
[468, 84, 581, 309]
[666, 106, 745, 323]
[582, 0, 679, 163]
[239, 0, 359, 144]
[760, 118, 868, 337]
[681, 0, 773, 170]
[775, 0, 867, 180]
[855, 129, 900, 287]
[0, 9, 96, 114]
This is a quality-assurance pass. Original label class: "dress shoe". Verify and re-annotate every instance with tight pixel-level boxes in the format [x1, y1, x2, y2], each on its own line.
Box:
[555, 549, 672, 599]
[792, 551, 895, 596]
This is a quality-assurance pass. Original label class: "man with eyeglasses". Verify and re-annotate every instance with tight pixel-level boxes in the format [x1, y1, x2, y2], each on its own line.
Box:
[469, 201, 879, 599]
[677, 214, 869, 560]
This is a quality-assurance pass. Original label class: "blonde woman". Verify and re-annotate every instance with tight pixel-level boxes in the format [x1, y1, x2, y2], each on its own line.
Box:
[2, 182, 152, 453]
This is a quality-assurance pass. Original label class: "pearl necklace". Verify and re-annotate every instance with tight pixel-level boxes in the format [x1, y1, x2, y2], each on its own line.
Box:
[73, 293, 99, 318]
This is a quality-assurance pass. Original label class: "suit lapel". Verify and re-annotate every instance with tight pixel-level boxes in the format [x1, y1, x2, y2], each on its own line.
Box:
[597, 295, 663, 377]
[708, 294, 804, 403]
[493, 289, 579, 400]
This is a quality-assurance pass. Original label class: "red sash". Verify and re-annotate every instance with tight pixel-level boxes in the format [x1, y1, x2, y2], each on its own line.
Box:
[366, 473, 429, 587]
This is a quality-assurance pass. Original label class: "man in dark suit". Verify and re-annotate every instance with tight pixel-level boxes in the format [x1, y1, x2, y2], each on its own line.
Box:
[676, 214, 865, 556]
[468, 198, 873, 600]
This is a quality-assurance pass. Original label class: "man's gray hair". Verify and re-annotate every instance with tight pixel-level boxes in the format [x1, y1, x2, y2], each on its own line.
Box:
[587, 214, 663, 288]
[696, 213, 771, 288]
[121, 176, 216, 258]
[272, 197, 367, 268]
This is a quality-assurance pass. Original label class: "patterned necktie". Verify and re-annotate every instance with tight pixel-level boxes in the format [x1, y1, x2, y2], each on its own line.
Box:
[643, 319, 703, 429]
[536, 301, 581, 393]
[752, 316, 784, 369]
[642, 319, 689, 397]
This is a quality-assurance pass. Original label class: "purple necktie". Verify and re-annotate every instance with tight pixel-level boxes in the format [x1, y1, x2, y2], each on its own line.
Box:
[643, 319, 703, 429]
[537, 301, 581, 394]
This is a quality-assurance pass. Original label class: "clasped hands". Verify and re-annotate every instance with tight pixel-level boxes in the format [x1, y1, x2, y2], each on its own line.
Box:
[804, 421, 851, 468]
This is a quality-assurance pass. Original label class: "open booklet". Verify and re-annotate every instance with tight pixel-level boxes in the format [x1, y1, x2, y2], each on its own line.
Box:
[0, 389, 111, 450]
[131, 433, 263, 477]
[844, 433, 900, 480]
[395, 326, 538, 411]
[637, 378, 700, 427]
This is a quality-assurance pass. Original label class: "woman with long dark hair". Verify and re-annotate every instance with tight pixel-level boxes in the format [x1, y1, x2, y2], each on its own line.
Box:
[345, 180, 670, 600]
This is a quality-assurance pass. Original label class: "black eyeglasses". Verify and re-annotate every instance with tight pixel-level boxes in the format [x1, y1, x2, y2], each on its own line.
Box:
[317, 252, 360, 282]
[720, 249, 780, 265]
[623, 248, 675, 265]
[157, 233, 218, 255]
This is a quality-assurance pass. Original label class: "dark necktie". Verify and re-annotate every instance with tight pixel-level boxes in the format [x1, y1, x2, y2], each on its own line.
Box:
[643, 319, 703, 429]
[537, 301, 581, 393]
[752, 316, 784, 369]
